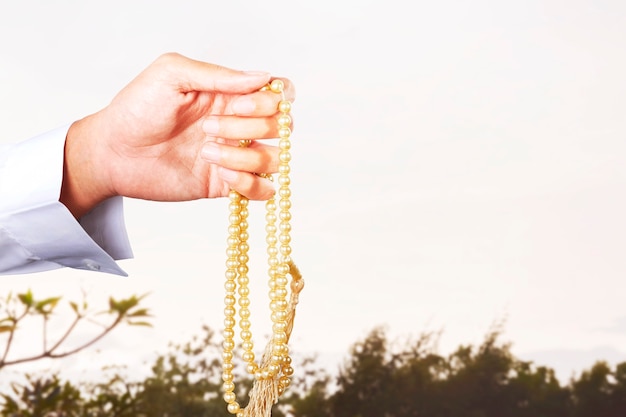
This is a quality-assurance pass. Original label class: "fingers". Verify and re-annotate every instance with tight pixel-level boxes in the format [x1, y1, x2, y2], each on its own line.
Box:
[154, 52, 272, 94]
[202, 113, 293, 141]
[202, 78, 295, 139]
[218, 168, 276, 200]
[201, 141, 278, 173]
[230, 78, 296, 114]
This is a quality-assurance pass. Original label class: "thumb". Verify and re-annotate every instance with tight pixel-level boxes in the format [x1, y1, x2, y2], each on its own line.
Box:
[156, 52, 272, 94]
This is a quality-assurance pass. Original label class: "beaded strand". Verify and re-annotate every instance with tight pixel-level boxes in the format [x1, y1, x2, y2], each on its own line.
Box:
[221, 80, 301, 416]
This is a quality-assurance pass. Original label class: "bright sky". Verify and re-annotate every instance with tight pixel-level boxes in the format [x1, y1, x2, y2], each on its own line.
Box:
[1, 0, 626, 384]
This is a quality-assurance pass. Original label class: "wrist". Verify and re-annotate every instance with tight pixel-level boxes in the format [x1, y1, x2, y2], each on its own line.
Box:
[60, 113, 115, 218]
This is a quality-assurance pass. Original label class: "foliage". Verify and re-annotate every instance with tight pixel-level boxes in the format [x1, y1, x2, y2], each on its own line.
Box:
[0, 290, 151, 370]
[2, 321, 626, 417]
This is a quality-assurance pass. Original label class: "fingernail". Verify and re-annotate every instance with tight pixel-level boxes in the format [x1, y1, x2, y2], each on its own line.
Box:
[218, 167, 237, 182]
[232, 97, 256, 115]
[202, 118, 220, 135]
[201, 143, 221, 162]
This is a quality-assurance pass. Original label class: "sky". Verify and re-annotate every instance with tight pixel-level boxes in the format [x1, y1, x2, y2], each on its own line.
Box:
[1, 0, 626, 384]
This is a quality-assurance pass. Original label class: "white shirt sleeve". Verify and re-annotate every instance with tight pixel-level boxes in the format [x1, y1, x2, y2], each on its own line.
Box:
[0, 125, 132, 276]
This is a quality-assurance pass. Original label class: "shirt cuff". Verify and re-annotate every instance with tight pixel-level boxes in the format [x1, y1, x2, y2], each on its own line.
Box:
[0, 125, 132, 276]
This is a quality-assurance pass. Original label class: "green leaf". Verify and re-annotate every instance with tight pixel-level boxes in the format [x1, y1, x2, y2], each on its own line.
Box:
[34, 296, 62, 314]
[17, 289, 34, 307]
[127, 308, 151, 318]
[127, 321, 152, 327]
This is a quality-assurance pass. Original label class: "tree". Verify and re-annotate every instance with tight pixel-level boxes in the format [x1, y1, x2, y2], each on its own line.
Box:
[0, 290, 152, 370]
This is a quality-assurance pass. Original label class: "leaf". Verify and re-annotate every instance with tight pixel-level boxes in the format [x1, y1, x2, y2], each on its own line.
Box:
[127, 308, 151, 318]
[34, 296, 62, 314]
[127, 321, 153, 327]
[0, 324, 15, 333]
[17, 289, 34, 307]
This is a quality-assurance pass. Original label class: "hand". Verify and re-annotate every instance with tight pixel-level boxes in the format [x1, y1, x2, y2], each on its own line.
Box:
[60, 53, 295, 218]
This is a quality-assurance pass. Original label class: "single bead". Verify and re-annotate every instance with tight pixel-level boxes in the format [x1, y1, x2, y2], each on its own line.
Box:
[254, 370, 263, 380]
[223, 381, 235, 392]
[222, 372, 234, 382]
[242, 341, 254, 351]
[246, 362, 259, 374]
[224, 307, 236, 317]
[266, 213, 277, 223]
[274, 331, 287, 344]
[223, 340, 235, 351]
[267, 247, 279, 257]
[279, 151, 292, 163]
[224, 281, 236, 292]
[282, 365, 294, 376]
[266, 200, 277, 211]
[238, 297, 250, 307]
[279, 211, 292, 221]
[223, 328, 235, 339]
[278, 176, 290, 186]
[237, 265, 249, 275]
[279, 127, 291, 139]
[279, 376, 291, 388]
[224, 295, 236, 306]
[279, 189, 292, 200]
[227, 237, 240, 248]
[278, 100, 292, 113]
[227, 401, 241, 414]
[270, 79, 284, 93]
[280, 246, 292, 256]
[223, 362, 234, 372]
[271, 310, 287, 322]
[223, 391, 236, 404]
[275, 288, 289, 299]
[279, 139, 291, 150]
[238, 287, 250, 297]
[273, 321, 287, 332]
[229, 214, 242, 224]
[224, 317, 235, 328]
[238, 254, 249, 263]
[266, 235, 278, 245]
[269, 364, 281, 375]
[237, 275, 249, 286]
[239, 308, 250, 319]
[278, 114, 292, 127]
[279, 200, 292, 210]
[261, 369, 271, 379]
[240, 329, 252, 340]
[277, 264, 290, 276]
[242, 351, 255, 362]
[222, 351, 233, 361]
[278, 164, 291, 174]
[239, 319, 251, 329]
